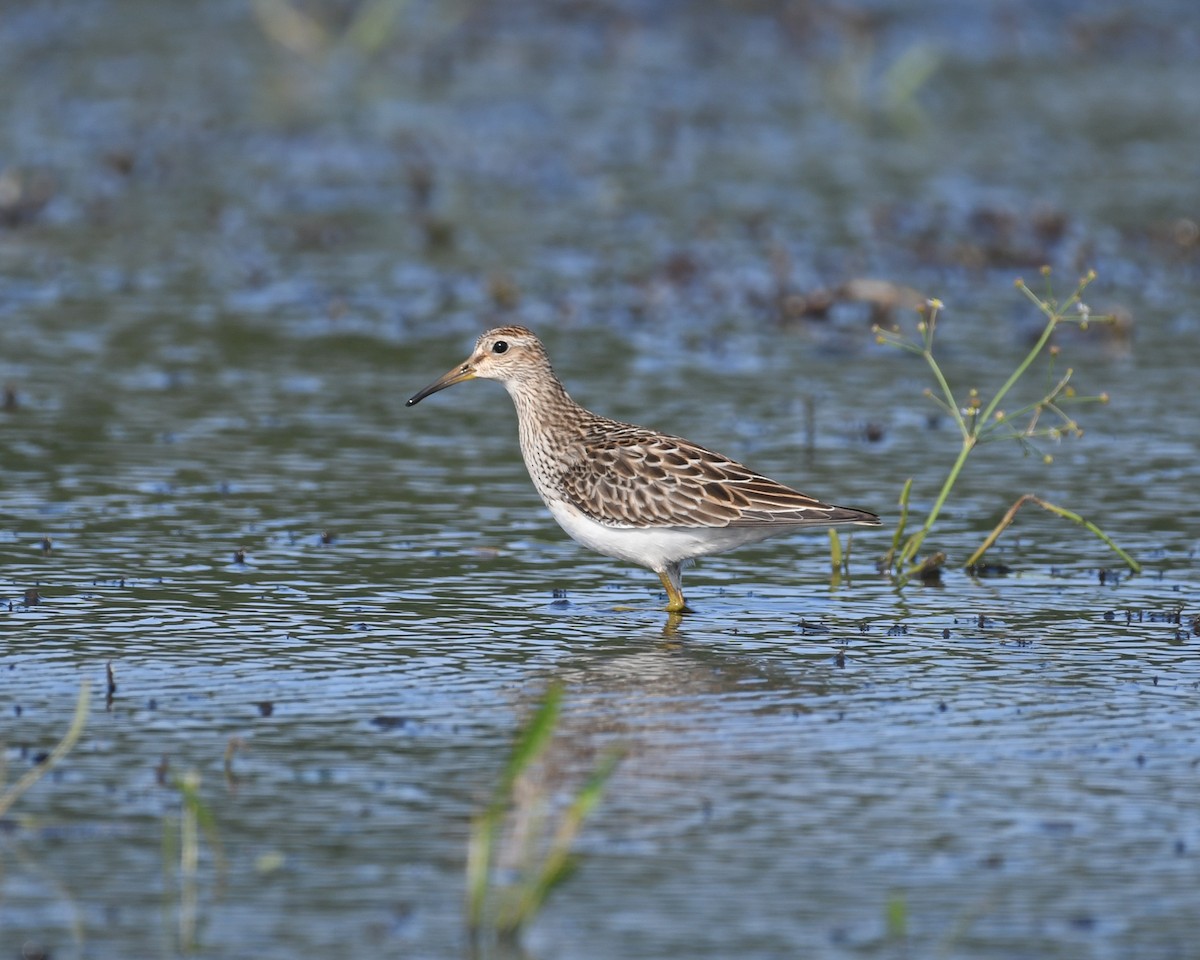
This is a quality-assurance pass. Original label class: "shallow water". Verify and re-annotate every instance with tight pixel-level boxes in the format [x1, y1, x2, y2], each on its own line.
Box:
[3, 2, 1199, 958]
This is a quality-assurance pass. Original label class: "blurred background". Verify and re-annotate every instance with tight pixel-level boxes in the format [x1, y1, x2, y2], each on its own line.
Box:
[2, 2, 1199, 958]
[4, 0, 1197, 342]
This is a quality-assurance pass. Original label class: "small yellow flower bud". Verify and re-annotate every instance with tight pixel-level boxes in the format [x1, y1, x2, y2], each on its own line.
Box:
[1043, 454, 1054, 464]
[1040, 265, 1052, 276]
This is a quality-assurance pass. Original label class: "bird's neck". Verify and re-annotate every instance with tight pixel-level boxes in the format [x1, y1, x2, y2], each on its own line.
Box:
[506, 370, 587, 450]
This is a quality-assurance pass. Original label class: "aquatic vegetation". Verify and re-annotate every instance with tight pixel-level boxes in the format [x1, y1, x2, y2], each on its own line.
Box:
[885, 891, 908, 940]
[250, 0, 405, 58]
[874, 269, 1139, 583]
[964, 492, 1139, 574]
[162, 770, 227, 954]
[0, 681, 90, 819]
[827, 526, 862, 586]
[0, 684, 90, 956]
[822, 14, 942, 132]
[467, 684, 621, 947]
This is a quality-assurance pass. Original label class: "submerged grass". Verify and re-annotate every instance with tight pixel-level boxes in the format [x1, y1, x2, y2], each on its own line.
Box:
[875, 269, 1139, 583]
[467, 683, 622, 947]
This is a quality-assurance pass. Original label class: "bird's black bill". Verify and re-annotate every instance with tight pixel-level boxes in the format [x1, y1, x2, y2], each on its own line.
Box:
[406, 364, 475, 406]
[405, 384, 439, 407]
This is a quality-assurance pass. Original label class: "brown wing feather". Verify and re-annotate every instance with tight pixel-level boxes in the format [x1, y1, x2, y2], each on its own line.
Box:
[559, 422, 879, 529]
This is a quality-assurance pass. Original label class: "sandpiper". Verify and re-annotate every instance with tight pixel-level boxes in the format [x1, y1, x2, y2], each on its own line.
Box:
[407, 326, 880, 612]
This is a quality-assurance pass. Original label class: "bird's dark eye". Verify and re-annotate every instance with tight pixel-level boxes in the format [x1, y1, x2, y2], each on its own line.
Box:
[492, 341, 509, 354]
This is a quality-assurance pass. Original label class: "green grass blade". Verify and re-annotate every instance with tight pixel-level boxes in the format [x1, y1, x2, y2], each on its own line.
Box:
[886, 892, 909, 938]
[499, 684, 563, 796]
[465, 812, 496, 933]
[468, 683, 569, 936]
[883, 478, 913, 571]
[499, 749, 623, 938]
[828, 529, 843, 572]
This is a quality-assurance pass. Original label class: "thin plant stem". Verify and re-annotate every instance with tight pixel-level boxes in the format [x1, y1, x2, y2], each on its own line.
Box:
[897, 439, 973, 577]
[923, 345, 969, 439]
[162, 770, 228, 954]
[965, 494, 1141, 573]
[179, 773, 200, 951]
[0, 681, 90, 818]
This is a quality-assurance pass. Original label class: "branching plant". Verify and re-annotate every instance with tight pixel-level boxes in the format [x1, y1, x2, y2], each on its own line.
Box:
[874, 269, 1139, 583]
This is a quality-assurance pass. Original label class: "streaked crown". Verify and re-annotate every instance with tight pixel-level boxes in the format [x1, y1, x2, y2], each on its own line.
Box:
[467, 326, 554, 385]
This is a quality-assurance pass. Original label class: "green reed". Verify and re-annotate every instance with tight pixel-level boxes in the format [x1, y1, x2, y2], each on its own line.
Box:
[467, 683, 622, 947]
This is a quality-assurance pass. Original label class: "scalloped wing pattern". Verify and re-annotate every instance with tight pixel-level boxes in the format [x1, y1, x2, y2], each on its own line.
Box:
[558, 422, 876, 529]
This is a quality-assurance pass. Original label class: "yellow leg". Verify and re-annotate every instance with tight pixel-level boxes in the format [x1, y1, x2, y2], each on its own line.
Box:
[657, 565, 693, 614]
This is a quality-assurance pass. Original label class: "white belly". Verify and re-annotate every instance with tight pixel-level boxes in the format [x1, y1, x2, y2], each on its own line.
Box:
[542, 498, 788, 573]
